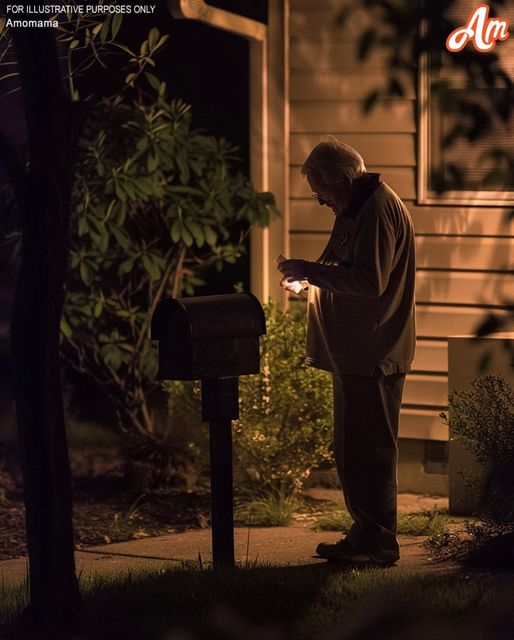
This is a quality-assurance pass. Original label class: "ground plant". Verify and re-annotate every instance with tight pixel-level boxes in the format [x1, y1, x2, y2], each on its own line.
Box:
[234, 489, 299, 527]
[167, 302, 334, 500]
[427, 375, 514, 566]
[61, 81, 277, 483]
[316, 506, 449, 537]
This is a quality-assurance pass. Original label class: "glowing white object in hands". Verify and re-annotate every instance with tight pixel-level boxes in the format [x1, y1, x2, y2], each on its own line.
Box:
[287, 280, 306, 294]
[276, 254, 307, 295]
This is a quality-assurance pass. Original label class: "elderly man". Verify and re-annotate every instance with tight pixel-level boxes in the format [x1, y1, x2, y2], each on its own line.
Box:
[278, 138, 416, 567]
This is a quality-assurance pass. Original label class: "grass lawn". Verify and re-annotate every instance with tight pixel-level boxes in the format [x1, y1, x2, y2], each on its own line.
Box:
[2, 563, 514, 639]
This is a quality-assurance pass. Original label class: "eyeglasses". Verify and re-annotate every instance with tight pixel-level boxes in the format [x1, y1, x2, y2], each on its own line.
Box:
[310, 192, 331, 203]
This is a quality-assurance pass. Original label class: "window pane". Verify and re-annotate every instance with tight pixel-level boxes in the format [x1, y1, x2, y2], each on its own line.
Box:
[422, 0, 514, 202]
[429, 88, 514, 192]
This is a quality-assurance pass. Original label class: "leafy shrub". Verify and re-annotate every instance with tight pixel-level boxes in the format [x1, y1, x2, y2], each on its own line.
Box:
[425, 521, 514, 568]
[61, 81, 276, 483]
[167, 302, 334, 498]
[443, 374, 514, 523]
[427, 375, 514, 566]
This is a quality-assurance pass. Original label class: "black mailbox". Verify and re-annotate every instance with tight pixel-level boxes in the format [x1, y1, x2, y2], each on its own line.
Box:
[151, 293, 266, 380]
[151, 293, 266, 567]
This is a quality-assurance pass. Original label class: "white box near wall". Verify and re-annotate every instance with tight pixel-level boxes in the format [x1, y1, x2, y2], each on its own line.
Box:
[448, 333, 514, 516]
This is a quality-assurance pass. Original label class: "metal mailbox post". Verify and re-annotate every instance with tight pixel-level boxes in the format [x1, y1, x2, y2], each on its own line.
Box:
[151, 293, 266, 566]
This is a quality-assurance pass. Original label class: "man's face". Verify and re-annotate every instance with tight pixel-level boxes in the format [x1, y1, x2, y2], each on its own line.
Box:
[307, 172, 352, 215]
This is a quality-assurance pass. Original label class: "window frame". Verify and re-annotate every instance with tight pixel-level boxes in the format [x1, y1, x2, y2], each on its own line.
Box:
[417, 28, 514, 207]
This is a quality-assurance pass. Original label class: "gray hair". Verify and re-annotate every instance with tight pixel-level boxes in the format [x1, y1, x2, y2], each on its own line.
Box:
[301, 136, 366, 184]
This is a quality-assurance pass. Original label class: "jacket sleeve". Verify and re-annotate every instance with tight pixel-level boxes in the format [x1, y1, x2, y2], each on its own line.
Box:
[306, 211, 396, 298]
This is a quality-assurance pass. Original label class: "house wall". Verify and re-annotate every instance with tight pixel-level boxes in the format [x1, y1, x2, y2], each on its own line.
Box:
[287, 0, 514, 445]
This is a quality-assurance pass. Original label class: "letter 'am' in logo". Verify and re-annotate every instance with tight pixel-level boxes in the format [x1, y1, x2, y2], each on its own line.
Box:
[446, 4, 510, 52]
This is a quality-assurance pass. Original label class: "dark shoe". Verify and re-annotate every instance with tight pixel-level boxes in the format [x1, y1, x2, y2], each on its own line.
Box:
[327, 546, 399, 567]
[316, 537, 356, 558]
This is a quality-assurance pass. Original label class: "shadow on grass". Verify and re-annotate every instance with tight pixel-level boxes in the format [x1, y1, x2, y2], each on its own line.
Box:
[83, 562, 336, 639]
[3, 563, 514, 639]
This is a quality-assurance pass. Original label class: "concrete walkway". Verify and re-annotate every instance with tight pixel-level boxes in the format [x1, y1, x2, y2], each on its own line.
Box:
[0, 493, 457, 585]
[0, 525, 456, 586]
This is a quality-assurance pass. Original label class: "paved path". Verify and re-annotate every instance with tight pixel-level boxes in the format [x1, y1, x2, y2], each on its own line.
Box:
[0, 521, 456, 586]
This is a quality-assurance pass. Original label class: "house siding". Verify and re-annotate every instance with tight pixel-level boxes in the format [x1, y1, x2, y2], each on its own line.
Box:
[287, 0, 513, 441]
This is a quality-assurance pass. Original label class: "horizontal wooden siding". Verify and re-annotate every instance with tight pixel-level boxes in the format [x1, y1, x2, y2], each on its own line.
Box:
[288, 0, 514, 440]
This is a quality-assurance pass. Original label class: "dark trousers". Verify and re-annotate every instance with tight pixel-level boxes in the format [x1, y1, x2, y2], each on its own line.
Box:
[332, 370, 406, 554]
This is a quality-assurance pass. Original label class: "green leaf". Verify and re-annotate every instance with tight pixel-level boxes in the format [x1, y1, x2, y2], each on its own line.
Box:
[111, 225, 131, 250]
[176, 155, 190, 184]
[116, 202, 127, 225]
[147, 154, 159, 173]
[167, 185, 203, 196]
[112, 13, 123, 39]
[100, 18, 110, 43]
[104, 199, 116, 222]
[142, 349, 158, 380]
[100, 344, 123, 370]
[156, 35, 169, 51]
[181, 227, 193, 247]
[148, 27, 159, 50]
[78, 217, 89, 237]
[60, 318, 72, 338]
[114, 181, 127, 202]
[204, 226, 217, 246]
[122, 180, 136, 201]
[80, 262, 93, 286]
[137, 137, 149, 152]
[118, 342, 135, 353]
[259, 192, 276, 206]
[118, 258, 135, 276]
[145, 72, 161, 91]
[142, 254, 160, 279]
[98, 230, 109, 253]
[70, 39, 80, 49]
[170, 220, 182, 244]
[94, 299, 103, 317]
[185, 221, 205, 247]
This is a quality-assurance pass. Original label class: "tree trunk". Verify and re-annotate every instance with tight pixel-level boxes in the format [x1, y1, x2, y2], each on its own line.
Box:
[6, 20, 82, 632]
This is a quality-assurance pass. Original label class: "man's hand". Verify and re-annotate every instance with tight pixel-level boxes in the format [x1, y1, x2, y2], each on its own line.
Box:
[277, 259, 310, 281]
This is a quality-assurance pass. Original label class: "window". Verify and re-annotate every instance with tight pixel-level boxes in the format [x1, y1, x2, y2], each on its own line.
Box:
[418, 0, 514, 206]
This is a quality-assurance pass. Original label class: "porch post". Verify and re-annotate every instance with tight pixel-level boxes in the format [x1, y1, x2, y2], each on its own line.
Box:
[250, 0, 289, 305]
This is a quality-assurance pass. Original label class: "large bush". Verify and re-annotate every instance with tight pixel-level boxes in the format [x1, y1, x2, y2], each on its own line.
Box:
[167, 302, 334, 498]
[427, 375, 514, 567]
[61, 81, 277, 482]
[445, 374, 514, 522]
